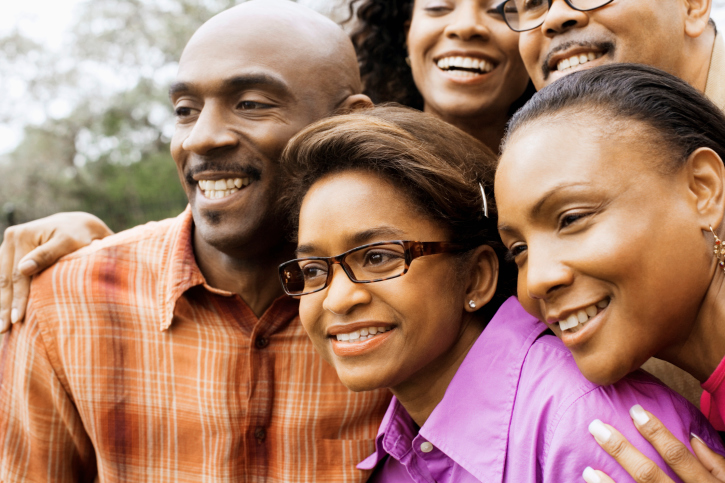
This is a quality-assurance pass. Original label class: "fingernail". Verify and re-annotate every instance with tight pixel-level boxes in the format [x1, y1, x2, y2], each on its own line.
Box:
[11, 308, 19, 324]
[629, 404, 650, 426]
[588, 419, 612, 443]
[691, 433, 706, 446]
[582, 466, 601, 483]
[19, 259, 38, 274]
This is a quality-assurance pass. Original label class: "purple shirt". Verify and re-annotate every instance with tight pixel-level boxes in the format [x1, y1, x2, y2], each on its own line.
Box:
[358, 297, 724, 482]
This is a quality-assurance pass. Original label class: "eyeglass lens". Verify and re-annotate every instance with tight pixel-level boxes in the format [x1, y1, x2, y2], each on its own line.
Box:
[505, 0, 613, 32]
[280, 243, 409, 295]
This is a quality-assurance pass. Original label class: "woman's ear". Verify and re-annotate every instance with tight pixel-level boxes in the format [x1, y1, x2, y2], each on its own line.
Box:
[465, 245, 499, 311]
[686, 147, 725, 231]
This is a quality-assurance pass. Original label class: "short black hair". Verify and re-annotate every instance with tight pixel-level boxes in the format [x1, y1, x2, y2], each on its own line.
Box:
[504, 63, 725, 171]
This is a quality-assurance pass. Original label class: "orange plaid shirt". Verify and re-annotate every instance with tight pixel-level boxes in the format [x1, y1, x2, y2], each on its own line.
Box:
[0, 208, 390, 482]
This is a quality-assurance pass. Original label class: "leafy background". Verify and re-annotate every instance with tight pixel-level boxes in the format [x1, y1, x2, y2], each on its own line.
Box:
[1, 0, 724, 236]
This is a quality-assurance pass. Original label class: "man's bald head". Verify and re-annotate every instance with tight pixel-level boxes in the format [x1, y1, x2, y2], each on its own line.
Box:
[169, 0, 371, 262]
[182, 0, 363, 112]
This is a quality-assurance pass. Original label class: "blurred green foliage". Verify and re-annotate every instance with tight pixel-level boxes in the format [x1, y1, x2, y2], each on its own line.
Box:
[0, 0, 244, 235]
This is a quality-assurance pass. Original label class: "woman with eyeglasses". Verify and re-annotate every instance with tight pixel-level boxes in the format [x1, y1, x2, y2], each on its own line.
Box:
[276, 104, 722, 482]
[495, 64, 725, 483]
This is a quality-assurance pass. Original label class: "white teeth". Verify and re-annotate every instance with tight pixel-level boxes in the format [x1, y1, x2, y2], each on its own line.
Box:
[556, 51, 603, 72]
[198, 177, 251, 199]
[436, 56, 494, 74]
[335, 326, 391, 343]
[558, 300, 609, 332]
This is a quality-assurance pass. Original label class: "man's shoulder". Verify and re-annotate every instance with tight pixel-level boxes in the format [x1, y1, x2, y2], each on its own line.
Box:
[59, 215, 183, 263]
[28, 212, 191, 312]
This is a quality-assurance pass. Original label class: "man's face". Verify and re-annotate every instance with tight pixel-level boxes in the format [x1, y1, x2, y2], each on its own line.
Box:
[169, 22, 336, 256]
[519, 0, 686, 90]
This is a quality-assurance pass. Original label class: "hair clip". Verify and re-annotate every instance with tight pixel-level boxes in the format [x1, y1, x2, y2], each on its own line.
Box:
[479, 182, 489, 218]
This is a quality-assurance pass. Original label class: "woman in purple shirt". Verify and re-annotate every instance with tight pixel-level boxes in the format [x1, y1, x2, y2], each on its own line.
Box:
[276, 104, 723, 482]
[495, 64, 725, 483]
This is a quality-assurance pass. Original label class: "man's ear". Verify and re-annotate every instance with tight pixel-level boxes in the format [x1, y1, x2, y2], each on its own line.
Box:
[464, 245, 499, 312]
[682, 0, 712, 38]
[337, 94, 374, 113]
[687, 147, 725, 230]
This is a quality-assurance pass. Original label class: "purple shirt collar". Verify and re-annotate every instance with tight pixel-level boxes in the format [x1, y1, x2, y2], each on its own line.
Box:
[358, 297, 545, 481]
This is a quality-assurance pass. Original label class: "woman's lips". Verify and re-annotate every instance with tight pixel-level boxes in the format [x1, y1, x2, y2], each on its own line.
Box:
[330, 328, 395, 357]
[559, 304, 609, 349]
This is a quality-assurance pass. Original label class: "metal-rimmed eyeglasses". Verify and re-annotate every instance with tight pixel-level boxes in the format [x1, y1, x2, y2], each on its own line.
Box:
[278, 240, 469, 296]
[496, 0, 615, 32]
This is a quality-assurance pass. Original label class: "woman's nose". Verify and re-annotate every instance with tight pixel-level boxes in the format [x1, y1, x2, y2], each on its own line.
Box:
[524, 247, 574, 301]
[321, 265, 372, 316]
[444, 2, 491, 41]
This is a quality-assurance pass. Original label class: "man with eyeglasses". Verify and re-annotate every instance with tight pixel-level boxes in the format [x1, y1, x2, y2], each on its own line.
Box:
[498, 0, 723, 112]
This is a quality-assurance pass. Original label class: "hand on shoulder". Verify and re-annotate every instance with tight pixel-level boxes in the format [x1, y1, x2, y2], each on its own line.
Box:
[0, 212, 112, 332]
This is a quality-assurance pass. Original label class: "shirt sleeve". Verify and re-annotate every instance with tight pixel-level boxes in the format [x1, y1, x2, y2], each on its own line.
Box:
[0, 313, 97, 483]
[541, 378, 724, 483]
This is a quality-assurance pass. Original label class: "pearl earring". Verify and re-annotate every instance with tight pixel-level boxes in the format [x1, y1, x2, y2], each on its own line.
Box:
[468, 300, 476, 309]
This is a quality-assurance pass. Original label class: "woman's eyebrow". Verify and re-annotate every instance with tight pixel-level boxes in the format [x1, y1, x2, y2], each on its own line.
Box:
[294, 227, 407, 257]
[530, 182, 593, 217]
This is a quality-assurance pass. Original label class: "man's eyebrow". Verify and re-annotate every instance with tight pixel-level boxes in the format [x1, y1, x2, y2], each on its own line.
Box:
[168, 73, 294, 101]
[294, 227, 407, 257]
[168, 82, 190, 99]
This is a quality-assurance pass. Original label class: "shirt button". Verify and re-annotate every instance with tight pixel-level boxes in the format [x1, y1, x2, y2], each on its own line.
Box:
[255, 427, 266, 442]
[420, 441, 434, 453]
[255, 336, 269, 349]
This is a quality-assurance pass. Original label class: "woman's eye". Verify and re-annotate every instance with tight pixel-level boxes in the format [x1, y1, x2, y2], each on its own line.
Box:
[423, 1, 452, 13]
[505, 244, 527, 262]
[363, 250, 403, 267]
[559, 212, 589, 229]
[301, 263, 327, 280]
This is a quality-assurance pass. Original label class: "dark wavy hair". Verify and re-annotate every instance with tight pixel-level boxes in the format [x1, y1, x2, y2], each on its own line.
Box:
[349, 0, 422, 109]
[348, 0, 536, 115]
[280, 104, 517, 321]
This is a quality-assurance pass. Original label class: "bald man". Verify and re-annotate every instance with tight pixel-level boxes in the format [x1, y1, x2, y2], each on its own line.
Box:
[0, 2, 390, 481]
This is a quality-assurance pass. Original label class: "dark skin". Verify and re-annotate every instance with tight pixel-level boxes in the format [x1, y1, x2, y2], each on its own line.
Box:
[0, 0, 371, 321]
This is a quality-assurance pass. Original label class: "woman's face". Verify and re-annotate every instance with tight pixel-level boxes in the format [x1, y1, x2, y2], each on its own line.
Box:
[296, 170, 482, 392]
[407, 0, 530, 121]
[495, 116, 711, 385]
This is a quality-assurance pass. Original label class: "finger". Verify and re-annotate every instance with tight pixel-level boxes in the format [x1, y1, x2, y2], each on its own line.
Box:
[10, 239, 32, 325]
[588, 419, 674, 483]
[0, 228, 15, 332]
[691, 434, 725, 481]
[18, 234, 76, 275]
[629, 405, 717, 481]
[583, 466, 615, 483]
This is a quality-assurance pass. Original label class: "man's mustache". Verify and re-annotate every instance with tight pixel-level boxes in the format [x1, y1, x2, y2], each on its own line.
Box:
[542, 40, 615, 79]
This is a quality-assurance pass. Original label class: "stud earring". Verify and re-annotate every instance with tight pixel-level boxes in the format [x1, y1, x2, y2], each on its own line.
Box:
[712, 225, 725, 273]
[468, 300, 476, 309]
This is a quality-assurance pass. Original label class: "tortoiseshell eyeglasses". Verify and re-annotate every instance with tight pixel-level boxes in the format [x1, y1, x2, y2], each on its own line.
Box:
[278, 240, 469, 296]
